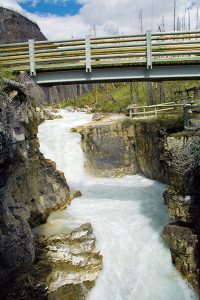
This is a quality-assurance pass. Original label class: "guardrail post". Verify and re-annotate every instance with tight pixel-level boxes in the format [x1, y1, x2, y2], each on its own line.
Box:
[85, 35, 91, 72]
[146, 30, 152, 69]
[28, 39, 36, 76]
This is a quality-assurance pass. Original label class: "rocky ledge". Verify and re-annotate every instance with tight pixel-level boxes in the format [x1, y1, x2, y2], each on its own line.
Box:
[35, 223, 102, 300]
[73, 114, 183, 181]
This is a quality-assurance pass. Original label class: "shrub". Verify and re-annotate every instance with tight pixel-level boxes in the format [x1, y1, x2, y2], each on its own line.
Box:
[121, 117, 135, 129]
[171, 137, 200, 175]
[0, 66, 15, 92]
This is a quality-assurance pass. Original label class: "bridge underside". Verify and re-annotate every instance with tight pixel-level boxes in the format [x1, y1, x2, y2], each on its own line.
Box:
[32, 65, 200, 85]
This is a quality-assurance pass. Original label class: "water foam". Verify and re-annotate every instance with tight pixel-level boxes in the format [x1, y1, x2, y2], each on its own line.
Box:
[38, 111, 196, 300]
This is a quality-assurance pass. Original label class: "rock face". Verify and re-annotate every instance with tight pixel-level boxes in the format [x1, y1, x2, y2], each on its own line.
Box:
[0, 7, 46, 43]
[76, 116, 175, 181]
[162, 132, 200, 294]
[163, 223, 198, 290]
[36, 223, 102, 300]
[0, 78, 70, 298]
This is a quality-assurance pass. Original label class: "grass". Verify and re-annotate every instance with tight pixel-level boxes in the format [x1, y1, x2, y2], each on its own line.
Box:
[121, 117, 136, 129]
[54, 81, 200, 113]
[52, 83, 147, 113]
[0, 66, 15, 91]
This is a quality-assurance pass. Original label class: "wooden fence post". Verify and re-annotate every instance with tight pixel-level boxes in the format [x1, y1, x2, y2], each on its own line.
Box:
[183, 105, 190, 128]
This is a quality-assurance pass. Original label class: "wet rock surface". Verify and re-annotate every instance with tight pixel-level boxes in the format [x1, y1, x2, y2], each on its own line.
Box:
[0, 79, 70, 298]
[163, 223, 199, 292]
[75, 116, 168, 181]
[163, 132, 200, 295]
[35, 223, 102, 299]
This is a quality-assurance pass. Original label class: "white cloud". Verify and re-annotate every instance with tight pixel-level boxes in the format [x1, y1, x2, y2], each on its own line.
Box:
[0, 0, 198, 40]
[0, 0, 22, 10]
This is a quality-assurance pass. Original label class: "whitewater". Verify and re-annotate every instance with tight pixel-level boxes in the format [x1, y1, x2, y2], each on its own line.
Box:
[38, 110, 196, 300]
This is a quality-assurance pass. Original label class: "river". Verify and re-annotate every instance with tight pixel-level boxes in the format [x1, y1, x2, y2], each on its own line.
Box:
[38, 110, 196, 300]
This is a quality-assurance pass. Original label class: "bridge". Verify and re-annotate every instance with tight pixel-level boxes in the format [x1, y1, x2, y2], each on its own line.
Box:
[1, 30, 200, 85]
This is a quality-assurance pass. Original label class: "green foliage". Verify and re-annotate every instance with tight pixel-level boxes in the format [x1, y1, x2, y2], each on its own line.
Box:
[171, 136, 200, 175]
[190, 139, 200, 165]
[0, 66, 15, 91]
[53, 79, 200, 114]
[121, 117, 136, 129]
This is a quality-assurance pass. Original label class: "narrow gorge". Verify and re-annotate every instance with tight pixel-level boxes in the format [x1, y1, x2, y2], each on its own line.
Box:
[37, 110, 198, 299]
[0, 6, 200, 299]
[0, 76, 199, 299]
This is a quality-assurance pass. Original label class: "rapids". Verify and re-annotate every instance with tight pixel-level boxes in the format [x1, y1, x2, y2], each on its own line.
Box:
[38, 110, 196, 300]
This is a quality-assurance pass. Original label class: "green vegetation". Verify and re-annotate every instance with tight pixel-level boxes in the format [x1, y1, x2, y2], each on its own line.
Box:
[0, 66, 15, 92]
[171, 136, 200, 175]
[56, 83, 133, 113]
[190, 138, 200, 165]
[121, 117, 136, 129]
[53, 80, 200, 114]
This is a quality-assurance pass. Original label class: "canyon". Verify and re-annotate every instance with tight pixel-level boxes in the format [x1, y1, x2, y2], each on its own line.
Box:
[0, 76, 199, 298]
[0, 6, 199, 299]
[74, 113, 200, 295]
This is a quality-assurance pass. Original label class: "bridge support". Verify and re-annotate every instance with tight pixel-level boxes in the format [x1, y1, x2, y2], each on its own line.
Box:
[85, 35, 92, 73]
[146, 30, 152, 69]
[28, 39, 36, 76]
[32, 65, 200, 85]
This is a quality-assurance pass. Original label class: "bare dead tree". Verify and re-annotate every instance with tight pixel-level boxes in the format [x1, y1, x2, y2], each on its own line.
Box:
[197, 0, 200, 29]
[173, 0, 176, 31]
[188, 10, 191, 30]
[138, 10, 143, 33]
[177, 17, 181, 31]
[151, 0, 154, 30]
[161, 16, 165, 31]
[146, 82, 154, 105]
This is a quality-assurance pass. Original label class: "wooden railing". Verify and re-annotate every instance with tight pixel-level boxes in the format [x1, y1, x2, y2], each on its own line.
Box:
[183, 104, 200, 129]
[1, 30, 200, 75]
[127, 102, 185, 118]
[127, 101, 200, 129]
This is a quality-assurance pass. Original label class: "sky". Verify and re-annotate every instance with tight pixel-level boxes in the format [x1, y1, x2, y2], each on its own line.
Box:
[0, 0, 199, 40]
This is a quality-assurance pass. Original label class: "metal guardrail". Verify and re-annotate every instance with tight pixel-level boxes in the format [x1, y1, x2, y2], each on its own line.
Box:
[1, 30, 200, 76]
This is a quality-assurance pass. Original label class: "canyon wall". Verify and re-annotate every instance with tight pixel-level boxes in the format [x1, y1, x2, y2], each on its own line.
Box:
[77, 114, 200, 294]
[0, 79, 70, 298]
[162, 132, 200, 293]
